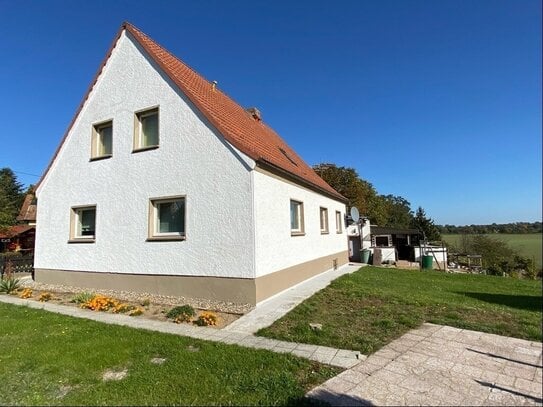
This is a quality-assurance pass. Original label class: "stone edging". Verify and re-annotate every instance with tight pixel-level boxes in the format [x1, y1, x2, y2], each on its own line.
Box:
[0, 294, 365, 369]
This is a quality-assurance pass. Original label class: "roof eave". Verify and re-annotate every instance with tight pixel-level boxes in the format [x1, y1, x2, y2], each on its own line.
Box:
[256, 159, 348, 203]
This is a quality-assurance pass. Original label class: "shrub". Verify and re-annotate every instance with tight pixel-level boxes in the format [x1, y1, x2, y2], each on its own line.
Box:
[19, 288, 32, 299]
[173, 314, 192, 324]
[71, 292, 95, 304]
[194, 311, 218, 327]
[0, 278, 20, 294]
[140, 298, 151, 307]
[81, 295, 119, 311]
[453, 234, 537, 277]
[166, 305, 195, 321]
[113, 303, 135, 314]
[39, 292, 53, 302]
[129, 309, 142, 316]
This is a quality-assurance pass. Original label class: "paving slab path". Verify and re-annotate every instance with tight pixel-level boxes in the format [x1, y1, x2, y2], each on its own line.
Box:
[307, 323, 543, 406]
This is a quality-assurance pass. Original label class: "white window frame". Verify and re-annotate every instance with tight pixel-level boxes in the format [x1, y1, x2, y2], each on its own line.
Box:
[148, 196, 186, 241]
[91, 120, 113, 160]
[69, 205, 96, 242]
[290, 199, 305, 236]
[336, 211, 343, 234]
[134, 107, 159, 151]
[320, 207, 329, 234]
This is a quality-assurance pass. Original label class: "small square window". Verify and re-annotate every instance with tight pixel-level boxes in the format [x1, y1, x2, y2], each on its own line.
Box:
[290, 200, 304, 235]
[70, 206, 96, 242]
[374, 235, 391, 247]
[91, 121, 112, 159]
[335, 211, 343, 234]
[149, 197, 185, 240]
[134, 108, 159, 151]
[320, 207, 329, 234]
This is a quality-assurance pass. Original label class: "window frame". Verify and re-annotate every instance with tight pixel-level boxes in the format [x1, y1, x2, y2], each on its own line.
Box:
[90, 120, 113, 161]
[133, 106, 160, 152]
[335, 211, 343, 234]
[290, 199, 305, 236]
[148, 195, 186, 241]
[69, 205, 97, 243]
[373, 235, 392, 247]
[319, 207, 329, 234]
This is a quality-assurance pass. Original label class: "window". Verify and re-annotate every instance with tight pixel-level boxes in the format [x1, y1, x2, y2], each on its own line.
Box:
[149, 197, 185, 240]
[374, 235, 391, 247]
[91, 121, 112, 159]
[70, 206, 96, 242]
[320, 207, 329, 234]
[335, 211, 343, 233]
[290, 200, 304, 235]
[134, 107, 159, 151]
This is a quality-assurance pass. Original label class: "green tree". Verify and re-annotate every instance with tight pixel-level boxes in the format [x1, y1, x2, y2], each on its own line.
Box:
[313, 163, 380, 219]
[411, 206, 441, 241]
[313, 163, 416, 227]
[0, 168, 24, 231]
[378, 194, 414, 228]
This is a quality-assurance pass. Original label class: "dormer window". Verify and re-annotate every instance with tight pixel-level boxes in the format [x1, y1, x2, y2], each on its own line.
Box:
[91, 121, 112, 160]
[134, 107, 159, 151]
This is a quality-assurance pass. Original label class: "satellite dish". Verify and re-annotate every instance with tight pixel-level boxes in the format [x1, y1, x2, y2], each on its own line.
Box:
[350, 207, 360, 223]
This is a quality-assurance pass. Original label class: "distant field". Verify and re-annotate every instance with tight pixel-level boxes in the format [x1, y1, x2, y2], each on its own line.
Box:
[442, 233, 542, 267]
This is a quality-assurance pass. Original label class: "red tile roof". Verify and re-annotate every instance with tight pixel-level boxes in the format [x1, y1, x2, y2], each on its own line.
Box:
[16, 192, 37, 223]
[0, 225, 34, 239]
[39, 22, 345, 202]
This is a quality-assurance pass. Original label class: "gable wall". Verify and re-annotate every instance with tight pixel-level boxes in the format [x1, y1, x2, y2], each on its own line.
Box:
[35, 32, 256, 279]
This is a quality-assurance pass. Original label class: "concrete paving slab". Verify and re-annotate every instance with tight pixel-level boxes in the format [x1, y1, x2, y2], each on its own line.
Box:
[308, 323, 543, 406]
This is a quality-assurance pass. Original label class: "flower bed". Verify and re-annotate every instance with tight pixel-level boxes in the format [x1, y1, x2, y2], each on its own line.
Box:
[5, 285, 240, 329]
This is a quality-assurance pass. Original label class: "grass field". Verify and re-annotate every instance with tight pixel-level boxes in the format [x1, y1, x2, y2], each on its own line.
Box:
[257, 267, 542, 354]
[0, 302, 339, 406]
[442, 233, 542, 267]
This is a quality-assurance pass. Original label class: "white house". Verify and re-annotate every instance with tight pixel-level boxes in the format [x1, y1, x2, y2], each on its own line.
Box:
[34, 22, 349, 305]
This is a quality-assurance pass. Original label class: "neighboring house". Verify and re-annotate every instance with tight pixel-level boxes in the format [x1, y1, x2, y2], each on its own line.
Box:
[0, 190, 37, 253]
[17, 189, 37, 226]
[0, 225, 35, 253]
[34, 22, 348, 305]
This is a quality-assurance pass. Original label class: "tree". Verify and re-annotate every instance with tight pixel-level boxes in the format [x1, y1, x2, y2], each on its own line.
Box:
[0, 168, 24, 231]
[410, 206, 441, 241]
[313, 163, 380, 219]
[378, 194, 414, 228]
[313, 163, 416, 227]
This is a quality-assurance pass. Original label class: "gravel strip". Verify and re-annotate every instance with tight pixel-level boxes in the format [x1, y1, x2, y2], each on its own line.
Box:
[19, 279, 253, 314]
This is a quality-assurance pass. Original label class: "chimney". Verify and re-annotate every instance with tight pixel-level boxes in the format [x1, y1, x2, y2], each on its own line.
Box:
[246, 107, 262, 122]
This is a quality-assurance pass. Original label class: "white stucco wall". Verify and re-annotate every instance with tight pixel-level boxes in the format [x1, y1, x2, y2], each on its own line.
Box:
[253, 170, 348, 278]
[35, 31, 256, 279]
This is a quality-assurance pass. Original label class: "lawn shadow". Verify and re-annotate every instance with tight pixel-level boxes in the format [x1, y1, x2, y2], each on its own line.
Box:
[290, 389, 374, 406]
[457, 292, 542, 312]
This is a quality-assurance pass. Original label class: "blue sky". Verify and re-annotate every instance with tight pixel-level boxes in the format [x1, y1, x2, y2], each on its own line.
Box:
[0, 0, 541, 225]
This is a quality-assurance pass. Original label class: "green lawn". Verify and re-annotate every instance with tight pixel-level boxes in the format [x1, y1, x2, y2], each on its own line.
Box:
[442, 233, 542, 267]
[257, 267, 542, 354]
[0, 302, 339, 406]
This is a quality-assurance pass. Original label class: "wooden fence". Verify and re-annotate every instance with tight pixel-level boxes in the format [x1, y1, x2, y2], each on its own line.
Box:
[0, 255, 34, 278]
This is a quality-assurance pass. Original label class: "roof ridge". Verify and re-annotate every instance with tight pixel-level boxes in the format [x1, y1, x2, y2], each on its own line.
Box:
[123, 22, 215, 88]
[38, 22, 345, 202]
[123, 23, 345, 201]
